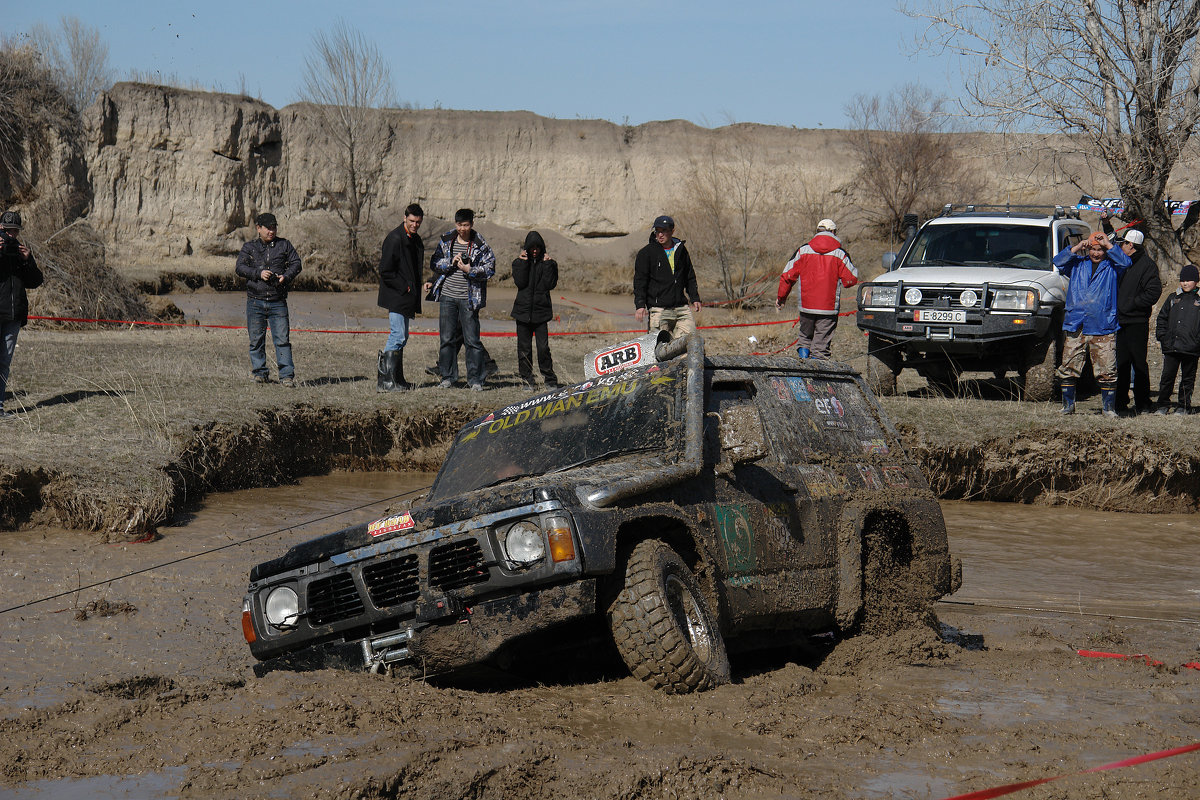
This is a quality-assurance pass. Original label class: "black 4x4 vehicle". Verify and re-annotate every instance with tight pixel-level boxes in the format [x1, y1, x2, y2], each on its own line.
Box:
[242, 335, 958, 693]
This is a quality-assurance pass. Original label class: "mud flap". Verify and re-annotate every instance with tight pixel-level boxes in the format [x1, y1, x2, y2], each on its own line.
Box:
[834, 507, 864, 630]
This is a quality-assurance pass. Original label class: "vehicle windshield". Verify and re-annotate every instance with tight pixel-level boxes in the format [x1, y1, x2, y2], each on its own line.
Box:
[901, 224, 1051, 269]
[427, 362, 685, 501]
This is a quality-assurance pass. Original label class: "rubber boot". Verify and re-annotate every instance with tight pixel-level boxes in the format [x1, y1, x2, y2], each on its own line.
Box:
[797, 346, 811, 359]
[377, 350, 397, 393]
[1100, 384, 1118, 418]
[1059, 380, 1076, 414]
[392, 349, 412, 391]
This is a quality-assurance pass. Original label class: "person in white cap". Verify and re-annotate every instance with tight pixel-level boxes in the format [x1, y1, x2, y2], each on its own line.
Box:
[1100, 211, 1163, 414]
[775, 218, 857, 360]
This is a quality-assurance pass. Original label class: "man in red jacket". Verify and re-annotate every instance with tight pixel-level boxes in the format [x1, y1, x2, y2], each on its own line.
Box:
[776, 219, 858, 360]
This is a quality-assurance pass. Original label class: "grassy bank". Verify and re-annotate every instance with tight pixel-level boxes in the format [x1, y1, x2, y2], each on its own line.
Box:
[2, 312, 1198, 539]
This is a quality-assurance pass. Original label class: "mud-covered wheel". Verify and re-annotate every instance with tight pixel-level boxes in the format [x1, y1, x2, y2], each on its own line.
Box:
[865, 333, 899, 396]
[1020, 330, 1060, 402]
[608, 539, 730, 693]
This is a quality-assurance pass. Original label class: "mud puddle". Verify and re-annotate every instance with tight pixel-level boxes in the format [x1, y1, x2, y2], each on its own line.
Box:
[1, 481, 1197, 799]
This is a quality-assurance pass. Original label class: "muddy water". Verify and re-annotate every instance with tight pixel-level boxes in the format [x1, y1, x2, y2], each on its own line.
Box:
[1, 479, 1198, 799]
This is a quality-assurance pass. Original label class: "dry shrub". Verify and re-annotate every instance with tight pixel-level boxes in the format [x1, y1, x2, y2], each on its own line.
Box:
[27, 220, 152, 328]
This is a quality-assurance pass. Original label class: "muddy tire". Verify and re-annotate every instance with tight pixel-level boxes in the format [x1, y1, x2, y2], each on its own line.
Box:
[865, 333, 899, 396]
[1020, 331, 1060, 402]
[608, 539, 730, 693]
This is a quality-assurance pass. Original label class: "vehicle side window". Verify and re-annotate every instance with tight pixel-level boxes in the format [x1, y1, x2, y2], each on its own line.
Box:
[705, 381, 766, 464]
[759, 374, 888, 462]
[1060, 227, 1086, 252]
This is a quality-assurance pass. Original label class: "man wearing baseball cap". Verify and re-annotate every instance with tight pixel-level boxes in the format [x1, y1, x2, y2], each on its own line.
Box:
[633, 215, 701, 340]
[234, 212, 303, 386]
[1100, 212, 1163, 414]
[0, 211, 42, 419]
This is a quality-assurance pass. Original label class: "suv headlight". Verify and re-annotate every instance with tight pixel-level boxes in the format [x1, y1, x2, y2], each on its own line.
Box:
[861, 285, 898, 307]
[504, 521, 546, 565]
[991, 289, 1039, 311]
[264, 586, 300, 629]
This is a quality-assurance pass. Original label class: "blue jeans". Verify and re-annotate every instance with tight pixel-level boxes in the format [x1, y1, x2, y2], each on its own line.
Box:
[246, 298, 294, 379]
[438, 298, 484, 384]
[385, 312, 411, 352]
[0, 320, 20, 409]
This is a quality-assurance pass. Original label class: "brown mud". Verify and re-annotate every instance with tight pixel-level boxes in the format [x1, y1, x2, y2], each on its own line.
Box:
[0, 479, 1196, 799]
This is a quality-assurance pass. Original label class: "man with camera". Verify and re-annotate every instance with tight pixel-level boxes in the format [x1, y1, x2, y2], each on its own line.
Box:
[0, 211, 43, 419]
[427, 208, 496, 391]
[235, 212, 302, 386]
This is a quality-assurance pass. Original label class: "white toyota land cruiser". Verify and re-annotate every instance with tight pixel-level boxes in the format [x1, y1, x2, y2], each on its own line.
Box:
[855, 204, 1091, 400]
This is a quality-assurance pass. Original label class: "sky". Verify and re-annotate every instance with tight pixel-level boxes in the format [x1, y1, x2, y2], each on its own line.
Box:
[6, 0, 962, 130]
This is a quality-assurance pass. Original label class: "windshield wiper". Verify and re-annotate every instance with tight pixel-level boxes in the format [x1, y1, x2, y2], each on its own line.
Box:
[903, 259, 958, 266]
[550, 446, 660, 474]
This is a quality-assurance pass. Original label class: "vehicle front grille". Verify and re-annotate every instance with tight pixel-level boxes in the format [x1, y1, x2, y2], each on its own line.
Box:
[429, 539, 489, 590]
[307, 572, 365, 625]
[363, 554, 420, 608]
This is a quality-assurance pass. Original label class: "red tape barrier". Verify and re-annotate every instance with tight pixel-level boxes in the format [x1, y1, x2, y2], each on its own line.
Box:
[1078, 649, 1200, 670]
[938, 742, 1200, 800]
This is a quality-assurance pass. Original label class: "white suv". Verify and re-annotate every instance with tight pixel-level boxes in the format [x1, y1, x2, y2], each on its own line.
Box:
[855, 205, 1091, 400]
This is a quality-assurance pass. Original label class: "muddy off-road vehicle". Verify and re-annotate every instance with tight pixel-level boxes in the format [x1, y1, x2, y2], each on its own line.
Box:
[857, 205, 1092, 400]
[241, 334, 959, 693]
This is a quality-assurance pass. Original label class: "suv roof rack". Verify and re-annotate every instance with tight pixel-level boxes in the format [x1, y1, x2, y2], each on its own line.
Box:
[939, 203, 1080, 220]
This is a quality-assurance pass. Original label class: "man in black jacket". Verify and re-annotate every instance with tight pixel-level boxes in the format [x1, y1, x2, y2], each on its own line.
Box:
[0, 211, 43, 419]
[376, 203, 424, 391]
[235, 212, 303, 386]
[1101, 213, 1163, 414]
[633, 215, 701, 340]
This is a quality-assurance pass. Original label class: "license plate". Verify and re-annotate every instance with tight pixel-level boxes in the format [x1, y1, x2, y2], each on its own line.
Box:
[914, 309, 966, 323]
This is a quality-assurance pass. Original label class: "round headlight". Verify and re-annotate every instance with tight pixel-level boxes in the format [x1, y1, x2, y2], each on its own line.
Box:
[959, 289, 978, 308]
[904, 288, 923, 305]
[264, 586, 299, 628]
[505, 521, 545, 564]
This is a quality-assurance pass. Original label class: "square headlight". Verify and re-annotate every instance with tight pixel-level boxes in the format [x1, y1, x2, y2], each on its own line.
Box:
[862, 285, 898, 307]
[991, 288, 1038, 311]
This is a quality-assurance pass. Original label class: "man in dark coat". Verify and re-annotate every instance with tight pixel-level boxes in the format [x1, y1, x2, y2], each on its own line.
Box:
[376, 203, 424, 391]
[633, 215, 701, 340]
[510, 231, 559, 389]
[1101, 213, 1163, 414]
[0, 211, 43, 419]
[1155, 264, 1200, 414]
[234, 212, 303, 386]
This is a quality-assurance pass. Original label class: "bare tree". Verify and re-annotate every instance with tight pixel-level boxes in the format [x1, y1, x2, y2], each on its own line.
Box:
[29, 16, 113, 114]
[844, 84, 983, 239]
[299, 21, 396, 279]
[910, 0, 1200, 275]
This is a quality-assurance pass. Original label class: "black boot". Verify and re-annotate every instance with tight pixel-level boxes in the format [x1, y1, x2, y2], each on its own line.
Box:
[393, 349, 412, 391]
[377, 350, 398, 393]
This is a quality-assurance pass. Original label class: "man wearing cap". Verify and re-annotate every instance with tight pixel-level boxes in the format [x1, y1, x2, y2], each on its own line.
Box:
[0, 211, 43, 419]
[775, 219, 858, 360]
[633, 215, 701, 340]
[1052, 230, 1130, 416]
[1100, 213, 1163, 414]
[235, 212, 303, 386]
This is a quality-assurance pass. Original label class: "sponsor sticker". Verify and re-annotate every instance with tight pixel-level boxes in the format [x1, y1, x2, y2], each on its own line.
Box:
[368, 512, 415, 537]
[594, 342, 642, 374]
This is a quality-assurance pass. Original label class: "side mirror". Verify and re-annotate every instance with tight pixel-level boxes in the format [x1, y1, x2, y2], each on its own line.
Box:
[882, 252, 897, 272]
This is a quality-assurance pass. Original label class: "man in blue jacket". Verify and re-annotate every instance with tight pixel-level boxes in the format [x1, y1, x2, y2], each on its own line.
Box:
[1053, 231, 1131, 416]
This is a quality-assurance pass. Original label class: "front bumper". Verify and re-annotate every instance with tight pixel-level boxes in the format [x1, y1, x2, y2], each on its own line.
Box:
[857, 307, 1053, 361]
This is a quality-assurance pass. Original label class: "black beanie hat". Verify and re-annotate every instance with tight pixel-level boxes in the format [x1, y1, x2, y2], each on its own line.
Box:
[1181, 264, 1199, 283]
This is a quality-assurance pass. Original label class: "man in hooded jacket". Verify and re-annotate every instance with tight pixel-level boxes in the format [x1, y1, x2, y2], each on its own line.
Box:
[0, 211, 42, 419]
[775, 218, 858, 360]
[510, 231, 559, 389]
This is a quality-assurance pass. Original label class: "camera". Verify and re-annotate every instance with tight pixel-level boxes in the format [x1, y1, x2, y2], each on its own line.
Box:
[0, 229, 20, 261]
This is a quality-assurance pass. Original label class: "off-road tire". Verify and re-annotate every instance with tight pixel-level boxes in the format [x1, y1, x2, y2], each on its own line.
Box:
[608, 539, 730, 693]
[865, 333, 899, 396]
[1020, 331, 1060, 402]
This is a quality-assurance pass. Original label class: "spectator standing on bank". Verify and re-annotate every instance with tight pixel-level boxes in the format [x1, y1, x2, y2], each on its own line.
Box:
[510, 231, 559, 390]
[0, 211, 43, 419]
[376, 203, 424, 392]
[634, 215, 701, 340]
[775, 219, 858, 360]
[1053, 231, 1130, 416]
[235, 212, 302, 386]
[1100, 212, 1163, 414]
[1154, 264, 1200, 415]
[428, 209, 496, 391]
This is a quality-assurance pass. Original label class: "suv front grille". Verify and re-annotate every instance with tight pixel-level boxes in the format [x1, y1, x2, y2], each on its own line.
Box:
[430, 539, 489, 590]
[307, 572, 365, 625]
[363, 554, 420, 607]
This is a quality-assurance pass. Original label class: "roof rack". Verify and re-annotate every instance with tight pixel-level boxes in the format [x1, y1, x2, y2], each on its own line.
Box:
[938, 203, 1080, 220]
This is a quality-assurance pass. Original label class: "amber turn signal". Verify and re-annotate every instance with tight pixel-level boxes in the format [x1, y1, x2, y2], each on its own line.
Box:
[241, 610, 256, 644]
[547, 526, 576, 563]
